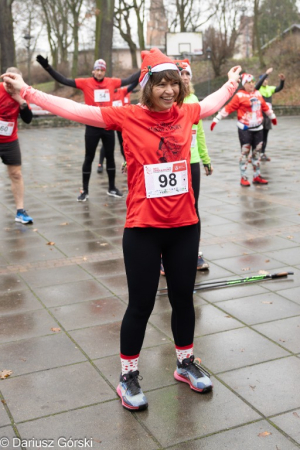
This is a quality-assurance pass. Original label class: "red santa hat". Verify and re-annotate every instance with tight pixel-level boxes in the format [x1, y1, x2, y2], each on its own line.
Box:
[241, 73, 254, 86]
[139, 48, 179, 88]
[93, 59, 106, 71]
[173, 59, 192, 79]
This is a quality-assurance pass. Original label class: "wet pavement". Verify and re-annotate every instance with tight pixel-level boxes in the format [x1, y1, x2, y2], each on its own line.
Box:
[0, 116, 300, 450]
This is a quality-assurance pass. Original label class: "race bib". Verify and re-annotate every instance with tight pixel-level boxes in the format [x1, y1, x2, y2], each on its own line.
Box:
[94, 89, 110, 102]
[0, 120, 14, 137]
[191, 129, 196, 147]
[112, 100, 123, 107]
[144, 160, 188, 199]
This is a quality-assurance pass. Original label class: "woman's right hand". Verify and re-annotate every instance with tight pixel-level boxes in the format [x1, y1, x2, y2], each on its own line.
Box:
[227, 66, 242, 84]
[1, 73, 27, 96]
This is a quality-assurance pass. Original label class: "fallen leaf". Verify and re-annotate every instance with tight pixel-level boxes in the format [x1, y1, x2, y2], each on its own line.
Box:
[1, 399, 6, 404]
[242, 267, 250, 271]
[262, 301, 273, 304]
[287, 236, 294, 239]
[242, 252, 249, 255]
[265, 259, 270, 263]
[225, 315, 232, 318]
[279, 339, 286, 342]
[0, 370, 13, 379]
[100, 243, 108, 246]
[293, 412, 300, 418]
[258, 431, 271, 437]
[46, 242, 55, 246]
[32, 228, 38, 232]
[60, 222, 69, 226]
[51, 327, 61, 333]
[249, 385, 256, 391]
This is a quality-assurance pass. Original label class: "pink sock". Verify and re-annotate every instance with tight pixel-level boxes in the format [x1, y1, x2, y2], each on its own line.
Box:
[175, 345, 193, 363]
[120, 353, 139, 375]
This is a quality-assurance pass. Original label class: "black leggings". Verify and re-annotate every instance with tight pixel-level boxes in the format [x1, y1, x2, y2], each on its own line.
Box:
[99, 130, 125, 166]
[121, 225, 199, 356]
[262, 128, 269, 154]
[83, 126, 115, 192]
[191, 162, 201, 239]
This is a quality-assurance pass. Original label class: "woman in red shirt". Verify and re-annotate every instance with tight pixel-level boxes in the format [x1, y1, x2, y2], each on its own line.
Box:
[211, 73, 277, 187]
[3, 48, 241, 411]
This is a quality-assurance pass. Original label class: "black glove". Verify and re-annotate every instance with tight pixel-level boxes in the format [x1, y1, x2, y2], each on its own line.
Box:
[36, 55, 49, 70]
[203, 163, 212, 175]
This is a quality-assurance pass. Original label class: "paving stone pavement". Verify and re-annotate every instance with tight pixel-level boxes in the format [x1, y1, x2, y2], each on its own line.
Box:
[0, 116, 300, 450]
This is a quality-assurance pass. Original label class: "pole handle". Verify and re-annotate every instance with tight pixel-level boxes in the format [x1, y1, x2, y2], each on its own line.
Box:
[271, 272, 294, 279]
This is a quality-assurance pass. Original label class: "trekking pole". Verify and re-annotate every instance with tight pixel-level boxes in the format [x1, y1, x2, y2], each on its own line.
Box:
[157, 271, 294, 296]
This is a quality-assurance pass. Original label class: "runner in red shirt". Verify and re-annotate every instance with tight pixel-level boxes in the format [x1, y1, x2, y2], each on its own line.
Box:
[0, 67, 33, 223]
[36, 55, 140, 200]
[211, 73, 277, 186]
[3, 48, 241, 411]
[98, 79, 139, 172]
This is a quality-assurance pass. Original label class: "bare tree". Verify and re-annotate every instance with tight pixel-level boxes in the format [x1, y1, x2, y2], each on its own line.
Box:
[204, 0, 244, 77]
[0, 0, 16, 72]
[13, 0, 43, 83]
[252, 0, 264, 67]
[114, 0, 138, 68]
[132, 0, 145, 50]
[65, 0, 85, 78]
[166, 0, 218, 32]
[39, 0, 72, 69]
[94, 0, 114, 76]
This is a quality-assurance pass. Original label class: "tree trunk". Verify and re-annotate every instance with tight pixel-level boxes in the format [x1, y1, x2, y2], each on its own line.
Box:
[133, 0, 145, 50]
[0, 0, 16, 72]
[253, 0, 264, 67]
[95, 0, 114, 76]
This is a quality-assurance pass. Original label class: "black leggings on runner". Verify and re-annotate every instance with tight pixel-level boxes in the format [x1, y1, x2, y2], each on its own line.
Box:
[262, 128, 269, 154]
[191, 162, 201, 239]
[121, 225, 199, 356]
[99, 130, 125, 166]
[83, 126, 115, 192]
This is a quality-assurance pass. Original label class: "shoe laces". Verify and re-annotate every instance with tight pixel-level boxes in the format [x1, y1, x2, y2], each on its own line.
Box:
[181, 355, 211, 379]
[122, 370, 143, 395]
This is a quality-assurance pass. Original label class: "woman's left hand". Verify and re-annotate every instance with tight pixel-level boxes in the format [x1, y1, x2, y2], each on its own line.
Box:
[227, 66, 242, 84]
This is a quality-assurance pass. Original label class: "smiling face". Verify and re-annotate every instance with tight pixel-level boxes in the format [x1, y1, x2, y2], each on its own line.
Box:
[140, 70, 185, 111]
[151, 78, 180, 111]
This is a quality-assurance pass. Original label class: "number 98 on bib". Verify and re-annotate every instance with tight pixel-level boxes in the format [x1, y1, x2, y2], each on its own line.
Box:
[144, 160, 188, 198]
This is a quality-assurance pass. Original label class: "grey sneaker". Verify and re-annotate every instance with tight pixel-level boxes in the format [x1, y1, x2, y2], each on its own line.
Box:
[107, 188, 123, 198]
[174, 355, 213, 393]
[197, 252, 209, 270]
[117, 370, 148, 411]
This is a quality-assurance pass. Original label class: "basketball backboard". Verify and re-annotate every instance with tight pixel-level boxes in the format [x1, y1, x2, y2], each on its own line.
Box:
[166, 32, 203, 57]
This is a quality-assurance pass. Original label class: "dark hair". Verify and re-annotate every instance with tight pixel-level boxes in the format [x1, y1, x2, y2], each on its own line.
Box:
[140, 70, 186, 109]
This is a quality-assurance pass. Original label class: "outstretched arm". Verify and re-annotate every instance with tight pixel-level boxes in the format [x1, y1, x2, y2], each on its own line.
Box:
[255, 67, 273, 90]
[275, 74, 285, 93]
[36, 55, 76, 88]
[2, 73, 106, 128]
[199, 66, 241, 119]
[126, 78, 139, 94]
[120, 70, 140, 87]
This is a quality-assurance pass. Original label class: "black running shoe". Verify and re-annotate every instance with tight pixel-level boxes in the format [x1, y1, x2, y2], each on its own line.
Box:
[77, 191, 89, 202]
